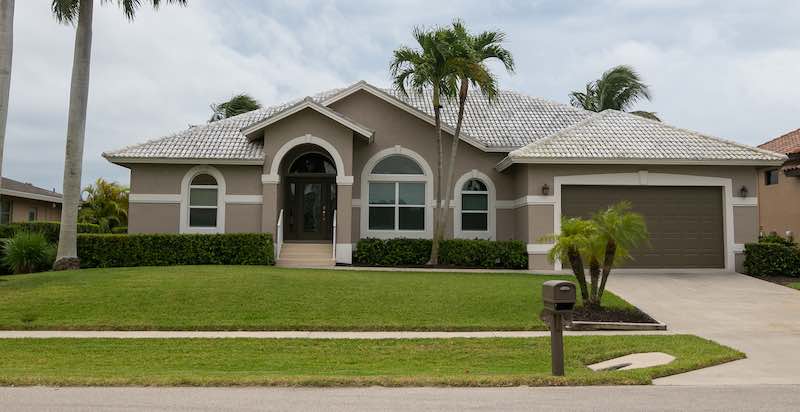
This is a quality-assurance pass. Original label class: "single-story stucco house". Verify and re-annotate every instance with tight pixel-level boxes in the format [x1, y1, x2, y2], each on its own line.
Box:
[104, 81, 786, 271]
[758, 128, 800, 239]
[0, 177, 63, 224]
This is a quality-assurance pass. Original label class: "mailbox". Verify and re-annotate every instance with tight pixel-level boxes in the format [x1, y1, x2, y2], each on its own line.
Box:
[542, 280, 576, 313]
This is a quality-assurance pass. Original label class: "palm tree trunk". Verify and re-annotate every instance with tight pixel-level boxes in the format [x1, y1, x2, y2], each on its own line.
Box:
[429, 86, 443, 265]
[588, 257, 600, 306]
[597, 240, 616, 303]
[54, 0, 93, 270]
[0, 0, 13, 214]
[438, 79, 468, 249]
[567, 247, 589, 302]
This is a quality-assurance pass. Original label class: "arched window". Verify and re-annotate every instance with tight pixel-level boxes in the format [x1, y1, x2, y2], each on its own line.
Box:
[367, 155, 426, 232]
[460, 179, 488, 231]
[289, 152, 336, 175]
[188, 174, 219, 228]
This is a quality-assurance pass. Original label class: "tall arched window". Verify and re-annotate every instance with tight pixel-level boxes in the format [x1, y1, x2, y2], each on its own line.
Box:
[188, 174, 219, 228]
[454, 170, 495, 239]
[367, 154, 427, 232]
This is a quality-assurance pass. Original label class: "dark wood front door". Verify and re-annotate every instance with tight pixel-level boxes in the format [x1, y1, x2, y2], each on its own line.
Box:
[285, 177, 336, 241]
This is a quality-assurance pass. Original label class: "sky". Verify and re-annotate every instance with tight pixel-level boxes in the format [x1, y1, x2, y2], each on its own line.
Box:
[4, 0, 800, 191]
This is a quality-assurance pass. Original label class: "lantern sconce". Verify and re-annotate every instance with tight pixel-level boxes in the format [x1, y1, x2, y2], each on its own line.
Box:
[739, 185, 748, 197]
[542, 184, 550, 196]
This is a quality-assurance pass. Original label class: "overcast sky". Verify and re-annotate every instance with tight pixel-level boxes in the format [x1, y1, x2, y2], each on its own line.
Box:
[4, 0, 800, 191]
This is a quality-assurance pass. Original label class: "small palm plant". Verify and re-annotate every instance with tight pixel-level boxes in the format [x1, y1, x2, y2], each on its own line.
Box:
[2, 232, 56, 274]
[545, 202, 648, 308]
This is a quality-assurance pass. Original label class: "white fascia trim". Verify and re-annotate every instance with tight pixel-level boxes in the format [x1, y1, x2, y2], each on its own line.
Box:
[0, 188, 63, 204]
[336, 176, 355, 186]
[453, 169, 496, 240]
[335, 243, 353, 264]
[552, 172, 737, 272]
[527, 243, 553, 254]
[261, 174, 280, 184]
[496, 157, 786, 172]
[241, 97, 374, 140]
[129, 193, 181, 204]
[321, 81, 491, 153]
[731, 197, 758, 207]
[104, 156, 263, 166]
[225, 195, 263, 205]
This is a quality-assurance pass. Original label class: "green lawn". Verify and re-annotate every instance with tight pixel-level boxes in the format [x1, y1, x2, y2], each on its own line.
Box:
[0, 266, 634, 331]
[789, 282, 800, 291]
[0, 335, 743, 386]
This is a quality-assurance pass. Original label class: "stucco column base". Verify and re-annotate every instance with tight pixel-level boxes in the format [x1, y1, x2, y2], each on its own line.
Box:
[261, 179, 278, 235]
[336, 182, 353, 264]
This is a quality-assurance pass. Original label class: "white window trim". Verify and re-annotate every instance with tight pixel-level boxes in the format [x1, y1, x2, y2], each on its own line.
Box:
[360, 146, 433, 239]
[552, 171, 737, 272]
[453, 169, 496, 240]
[179, 165, 226, 234]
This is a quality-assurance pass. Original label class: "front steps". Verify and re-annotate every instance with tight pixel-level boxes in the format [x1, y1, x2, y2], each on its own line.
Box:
[276, 243, 335, 268]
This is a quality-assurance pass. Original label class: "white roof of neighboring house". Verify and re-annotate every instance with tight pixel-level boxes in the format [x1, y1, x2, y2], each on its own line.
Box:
[498, 110, 787, 169]
[1, 177, 63, 203]
[103, 80, 784, 167]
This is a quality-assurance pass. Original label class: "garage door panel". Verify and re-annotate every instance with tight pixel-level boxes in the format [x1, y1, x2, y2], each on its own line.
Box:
[562, 185, 724, 268]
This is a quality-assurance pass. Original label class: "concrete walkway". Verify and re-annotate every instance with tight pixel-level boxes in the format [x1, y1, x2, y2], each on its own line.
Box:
[0, 330, 669, 339]
[606, 270, 800, 385]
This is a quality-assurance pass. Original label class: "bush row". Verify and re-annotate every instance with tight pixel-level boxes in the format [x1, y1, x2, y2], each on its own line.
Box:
[0, 221, 102, 243]
[77, 233, 275, 268]
[744, 242, 800, 277]
[353, 238, 528, 269]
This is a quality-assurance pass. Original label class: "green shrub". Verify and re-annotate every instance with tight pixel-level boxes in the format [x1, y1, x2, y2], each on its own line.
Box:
[0, 221, 103, 244]
[111, 226, 128, 234]
[758, 233, 796, 247]
[77, 233, 274, 268]
[354, 238, 528, 269]
[0, 238, 9, 276]
[1, 232, 56, 274]
[744, 242, 800, 277]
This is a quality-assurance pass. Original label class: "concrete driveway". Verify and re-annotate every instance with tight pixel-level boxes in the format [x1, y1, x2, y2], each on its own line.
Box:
[607, 270, 800, 385]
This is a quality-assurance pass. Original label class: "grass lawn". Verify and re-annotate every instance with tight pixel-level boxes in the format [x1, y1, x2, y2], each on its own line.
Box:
[0, 266, 635, 331]
[0, 335, 743, 386]
[789, 282, 800, 291]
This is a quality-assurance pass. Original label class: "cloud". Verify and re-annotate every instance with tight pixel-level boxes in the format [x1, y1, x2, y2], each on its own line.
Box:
[4, 0, 799, 191]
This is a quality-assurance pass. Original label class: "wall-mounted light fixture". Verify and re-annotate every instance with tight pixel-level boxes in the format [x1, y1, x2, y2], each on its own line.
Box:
[739, 185, 748, 197]
[542, 184, 550, 196]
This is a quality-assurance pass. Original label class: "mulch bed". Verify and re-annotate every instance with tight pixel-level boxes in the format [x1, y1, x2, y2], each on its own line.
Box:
[571, 306, 658, 324]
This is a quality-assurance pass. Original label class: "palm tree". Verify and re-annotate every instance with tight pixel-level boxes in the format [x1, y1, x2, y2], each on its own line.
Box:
[545, 217, 595, 302]
[591, 201, 648, 302]
[569, 65, 660, 121]
[437, 21, 514, 252]
[0, 0, 14, 217]
[51, 0, 187, 270]
[390, 26, 457, 264]
[209, 93, 261, 122]
[79, 178, 129, 232]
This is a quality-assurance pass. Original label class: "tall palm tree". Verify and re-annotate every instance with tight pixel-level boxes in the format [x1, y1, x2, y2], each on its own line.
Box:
[79, 178, 129, 232]
[209, 93, 261, 122]
[51, 0, 187, 270]
[0, 0, 13, 217]
[437, 21, 514, 252]
[569, 65, 660, 121]
[390, 26, 457, 264]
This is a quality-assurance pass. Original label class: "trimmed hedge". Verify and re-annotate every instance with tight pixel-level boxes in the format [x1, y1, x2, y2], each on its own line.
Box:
[111, 226, 128, 234]
[744, 242, 800, 277]
[77, 233, 275, 268]
[0, 221, 103, 243]
[354, 238, 528, 269]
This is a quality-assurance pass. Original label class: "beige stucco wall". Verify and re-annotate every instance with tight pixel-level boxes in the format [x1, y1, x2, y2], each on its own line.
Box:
[4, 196, 61, 223]
[226, 204, 262, 233]
[129, 203, 179, 233]
[758, 166, 800, 239]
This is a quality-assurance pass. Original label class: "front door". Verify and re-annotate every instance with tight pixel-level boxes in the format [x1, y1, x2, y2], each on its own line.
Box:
[285, 178, 336, 241]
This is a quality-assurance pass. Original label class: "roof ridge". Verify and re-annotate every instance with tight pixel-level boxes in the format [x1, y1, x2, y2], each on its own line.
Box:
[609, 109, 787, 159]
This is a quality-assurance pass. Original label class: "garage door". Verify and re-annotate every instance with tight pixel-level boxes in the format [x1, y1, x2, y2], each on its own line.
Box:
[561, 185, 724, 268]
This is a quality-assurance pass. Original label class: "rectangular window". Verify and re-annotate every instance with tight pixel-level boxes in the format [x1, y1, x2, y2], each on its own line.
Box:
[189, 187, 218, 228]
[27, 208, 37, 222]
[0, 198, 10, 224]
[765, 169, 779, 186]
[461, 193, 488, 232]
[368, 182, 425, 231]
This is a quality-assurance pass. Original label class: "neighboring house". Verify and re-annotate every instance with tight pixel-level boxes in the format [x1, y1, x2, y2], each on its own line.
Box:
[104, 81, 785, 271]
[0, 177, 63, 224]
[758, 128, 800, 239]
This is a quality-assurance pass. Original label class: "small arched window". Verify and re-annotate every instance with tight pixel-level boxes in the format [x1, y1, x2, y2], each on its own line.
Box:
[460, 178, 488, 232]
[367, 154, 426, 231]
[188, 174, 219, 228]
[289, 152, 336, 175]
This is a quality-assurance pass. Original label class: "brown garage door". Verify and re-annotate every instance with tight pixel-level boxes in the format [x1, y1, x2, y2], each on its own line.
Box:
[562, 185, 724, 268]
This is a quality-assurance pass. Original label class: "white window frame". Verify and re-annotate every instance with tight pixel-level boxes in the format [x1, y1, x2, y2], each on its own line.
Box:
[180, 165, 226, 234]
[453, 169, 496, 240]
[360, 146, 433, 239]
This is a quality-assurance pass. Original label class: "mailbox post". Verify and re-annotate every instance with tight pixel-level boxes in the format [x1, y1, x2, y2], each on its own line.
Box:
[540, 280, 576, 376]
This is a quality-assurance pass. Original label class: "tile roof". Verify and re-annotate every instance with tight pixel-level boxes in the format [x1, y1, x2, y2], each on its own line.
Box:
[1, 177, 62, 202]
[759, 128, 800, 154]
[507, 110, 786, 165]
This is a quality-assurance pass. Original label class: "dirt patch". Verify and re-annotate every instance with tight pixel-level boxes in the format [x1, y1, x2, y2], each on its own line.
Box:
[572, 306, 658, 324]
